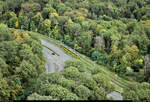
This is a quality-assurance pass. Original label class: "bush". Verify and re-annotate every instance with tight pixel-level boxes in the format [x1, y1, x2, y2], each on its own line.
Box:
[39, 84, 73, 100]
[61, 67, 81, 81]
[92, 73, 115, 92]
[136, 89, 150, 100]
[17, 60, 38, 83]
[58, 78, 77, 92]
[123, 90, 138, 100]
[0, 57, 9, 77]
[126, 82, 138, 90]
[62, 92, 79, 100]
[123, 82, 150, 100]
[74, 85, 91, 100]
[0, 24, 7, 29]
[0, 27, 14, 42]
[91, 67, 102, 74]
[27, 93, 54, 100]
[36, 72, 62, 89]
[21, 2, 41, 13]
[89, 87, 106, 100]
[139, 82, 150, 90]
[91, 51, 101, 61]
[65, 60, 86, 72]
[42, 7, 56, 19]
[81, 77, 97, 90]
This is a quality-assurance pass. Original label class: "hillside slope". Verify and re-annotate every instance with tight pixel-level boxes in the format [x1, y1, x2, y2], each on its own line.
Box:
[0, 0, 150, 100]
[0, 24, 45, 100]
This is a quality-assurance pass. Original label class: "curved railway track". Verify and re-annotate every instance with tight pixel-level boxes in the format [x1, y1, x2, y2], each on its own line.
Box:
[41, 36, 124, 100]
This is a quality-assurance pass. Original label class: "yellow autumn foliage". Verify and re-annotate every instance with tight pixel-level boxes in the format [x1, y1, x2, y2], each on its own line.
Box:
[13, 31, 18, 38]
[12, 31, 23, 42]
[68, 19, 73, 24]
[76, 11, 85, 20]
[11, 90, 17, 95]
[51, 12, 59, 18]
[15, 21, 19, 28]
[130, 45, 139, 53]
[23, 32, 29, 38]
[15, 56, 19, 60]
[16, 35, 23, 42]
[138, 59, 143, 65]
[78, 8, 88, 17]
[112, 45, 118, 51]
[113, 63, 117, 70]
[42, 61, 45, 65]
[16, 85, 22, 90]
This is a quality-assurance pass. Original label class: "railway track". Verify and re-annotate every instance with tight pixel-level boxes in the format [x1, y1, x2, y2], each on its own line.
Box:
[42, 44, 60, 56]
[40, 35, 128, 91]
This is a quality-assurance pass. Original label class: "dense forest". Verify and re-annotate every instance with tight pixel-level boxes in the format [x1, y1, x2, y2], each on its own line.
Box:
[0, 0, 150, 100]
[0, 24, 45, 100]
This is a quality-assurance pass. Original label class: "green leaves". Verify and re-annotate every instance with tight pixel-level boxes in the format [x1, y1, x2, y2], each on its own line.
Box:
[33, 59, 111, 100]
[74, 85, 91, 100]
[65, 60, 87, 72]
[0, 79, 10, 100]
[91, 51, 101, 61]
[17, 60, 38, 82]
[64, 23, 81, 39]
[76, 31, 92, 54]
[27, 93, 53, 100]
[39, 19, 51, 36]
[21, 2, 41, 13]
[0, 28, 44, 100]
[42, 7, 56, 19]
[0, 57, 9, 77]
[123, 82, 150, 100]
[92, 73, 115, 92]
[62, 67, 81, 81]
[39, 84, 75, 100]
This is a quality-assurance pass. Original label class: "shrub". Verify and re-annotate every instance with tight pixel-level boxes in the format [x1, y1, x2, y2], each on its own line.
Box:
[74, 85, 91, 100]
[91, 67, 102, 74]
[21, 2, 41, 13]
[39, 19, 51, 35]
[36, 72, 62, 88]
[89, 87, 106, 100]
[62, 92, 79, 100]
[27, 93, 54, 100]
[92, 73, 115, 92]
[0, 27, 14, 42]
[123, 82, 150, 100]
[0, 24, 7, 29]
[16, 60, 38, 83]
[123, 90, 138, 100]
[139, 82, 150, 90]
[61, 67, 81, 81]
[58, 78, 77, 92]
[81, 77, 97, 90]
[65, 60, 86, 72]
[126, 82, 138, 90]
[91, 51, 101, 61]
[39, 84, 73, 100]
[42, 7, 56, 19]
[136, 89, 150, 100]
[0, 58, 9, 77]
